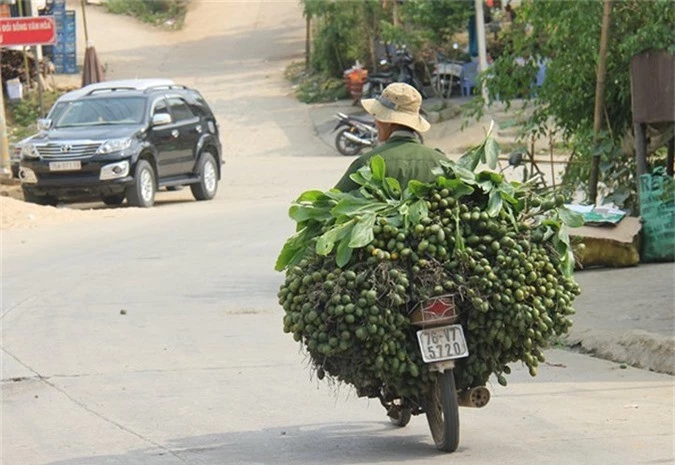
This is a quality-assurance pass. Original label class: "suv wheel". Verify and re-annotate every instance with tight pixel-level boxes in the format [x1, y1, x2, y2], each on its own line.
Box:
[190, 152, 218, 201]
[126, 159, 156, 208]
[22, 188, 58, 206]
[102, 193, 125, 206]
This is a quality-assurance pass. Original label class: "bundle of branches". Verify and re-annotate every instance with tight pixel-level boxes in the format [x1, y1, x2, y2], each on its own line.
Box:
[276, 129, 583, 401]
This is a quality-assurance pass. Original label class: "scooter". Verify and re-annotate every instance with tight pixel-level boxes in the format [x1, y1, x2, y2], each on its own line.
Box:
[371, 295, 490, 452]
[362, 59, 394, 99]
[393, 47, 428, 99]
[362, 47, 427, 99]
[333, 112, 425, 156]
[333, 112, 378, 156]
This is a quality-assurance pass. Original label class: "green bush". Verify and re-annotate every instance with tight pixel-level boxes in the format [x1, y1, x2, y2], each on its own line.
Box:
[285, 61, 349, 104]
[7, 89, 63, 142]
[106, 0, 188, 28]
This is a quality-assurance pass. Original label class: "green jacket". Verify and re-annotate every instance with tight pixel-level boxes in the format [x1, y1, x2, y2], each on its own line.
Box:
[335, 131, 447, 192]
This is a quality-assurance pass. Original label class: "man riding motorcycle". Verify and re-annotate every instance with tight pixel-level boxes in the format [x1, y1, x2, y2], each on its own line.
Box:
[334, 83, 445, 192]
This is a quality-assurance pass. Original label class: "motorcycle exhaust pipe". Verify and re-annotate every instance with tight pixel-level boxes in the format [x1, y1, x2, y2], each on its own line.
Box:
[457, 386, 490, 408]
[342, 131, 375, 147]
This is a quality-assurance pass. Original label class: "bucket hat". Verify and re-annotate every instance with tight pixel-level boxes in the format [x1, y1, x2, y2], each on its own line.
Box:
[361, 82, 430, 133]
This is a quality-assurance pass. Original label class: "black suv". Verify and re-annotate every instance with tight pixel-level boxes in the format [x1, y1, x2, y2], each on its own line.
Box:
[18, 79, 222, 207]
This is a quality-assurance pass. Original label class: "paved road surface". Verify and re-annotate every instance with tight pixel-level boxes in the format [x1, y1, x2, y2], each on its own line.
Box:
[2, 2, 673, 464]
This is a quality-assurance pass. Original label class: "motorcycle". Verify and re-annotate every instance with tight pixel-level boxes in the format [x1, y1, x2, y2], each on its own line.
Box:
[333, 112, 425, 156]
[333, 112, 378, 156]
[362, 59, 394, 100]
[365, 295, 490, 452]
[393, 46, 428, 99]
[362, 46, 428, 99]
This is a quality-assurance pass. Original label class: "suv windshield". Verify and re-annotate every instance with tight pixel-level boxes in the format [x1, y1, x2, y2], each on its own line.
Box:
[54, 97, 147, 128]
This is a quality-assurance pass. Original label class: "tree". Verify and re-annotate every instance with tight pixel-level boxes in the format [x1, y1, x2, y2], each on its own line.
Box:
[466, 0, 674, 211]
[302, 0, 387, 76]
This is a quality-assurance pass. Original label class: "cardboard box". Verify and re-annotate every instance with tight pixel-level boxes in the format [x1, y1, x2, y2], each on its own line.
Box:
[571, 217, 642, 268]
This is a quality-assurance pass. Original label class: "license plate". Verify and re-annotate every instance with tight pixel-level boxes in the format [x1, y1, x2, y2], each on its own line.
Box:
[49, 161, 81, 171]
[416, 325, 469, 363]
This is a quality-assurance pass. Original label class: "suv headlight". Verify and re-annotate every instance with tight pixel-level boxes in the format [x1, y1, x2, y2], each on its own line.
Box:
[97, 138, 133, 154]
[20, 143, 39, 159]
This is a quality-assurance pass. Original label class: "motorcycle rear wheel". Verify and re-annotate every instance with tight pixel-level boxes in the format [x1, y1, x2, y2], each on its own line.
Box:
[335, 127, 363, 156]
[425, 369, 460, 452]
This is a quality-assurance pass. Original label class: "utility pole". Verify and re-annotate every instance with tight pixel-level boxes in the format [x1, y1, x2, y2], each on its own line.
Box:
[0, 50, 10, 176]
[474, 0, 489, 103]
[588, 0, 612, 205]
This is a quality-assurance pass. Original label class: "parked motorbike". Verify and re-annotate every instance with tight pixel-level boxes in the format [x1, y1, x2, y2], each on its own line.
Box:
[333, 112, 425, 156]
[362, 59, 394, 100]
[393, 47, 428, 99]
[333, 112, 378, 156]
[362, 46, 428, 99]
[368, 295, 490, 452]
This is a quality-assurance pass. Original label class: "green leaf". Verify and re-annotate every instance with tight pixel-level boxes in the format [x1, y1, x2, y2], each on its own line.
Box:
[487, 191, 503, 217]
[349, 214, 377, 248]
[289, 205, 333, 223]
[408, 199, 429, 224]
[296, 190, 325, 202]
[445, 161, 477, 184]
[274, 225, 319, 271]
[275, 239, 305, 271]
[458, 148, 481, 171]
[336, 235, 354, 267]
[370, 155, 386, 181]
[349, 171, 369, 186]
[316, 220, 355, 256]
[431, 166, 445, 177]
[485, 136, 499, 169]
[385, 215, 403, 228]
[407, 180, 433, 198]
[563, 250, 576, 277]
[543, 226, 555, 241]
[477, 170, 504, 184]
[478, 179, 495, 193]
[438, 178, 475, 198]
[498, 183, 519, 206]
[385, 177, 402, 197]
[553, 225, 571, 257]
[331, 197, 385, 217]
[558, 207, 584, 228]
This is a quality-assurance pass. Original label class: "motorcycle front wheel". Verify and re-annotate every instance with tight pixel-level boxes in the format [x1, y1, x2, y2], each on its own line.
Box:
[335, 127, 363, 156]
[425, 369, 459, 452]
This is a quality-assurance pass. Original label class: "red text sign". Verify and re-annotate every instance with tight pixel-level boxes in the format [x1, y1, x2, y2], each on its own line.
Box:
[0, 17, 56, 47]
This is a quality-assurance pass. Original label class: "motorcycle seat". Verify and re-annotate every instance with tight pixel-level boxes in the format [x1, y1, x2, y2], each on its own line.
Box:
[350, 114, 375, 124]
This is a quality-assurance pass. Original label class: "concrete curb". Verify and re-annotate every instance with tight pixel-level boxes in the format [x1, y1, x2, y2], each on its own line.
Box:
[566, 329, 675, 375]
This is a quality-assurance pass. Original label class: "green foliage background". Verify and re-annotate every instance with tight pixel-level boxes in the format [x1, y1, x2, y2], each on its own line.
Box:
[303, 0, 472, 76]
[466, 0, 674, 211]
[106, 0, 188, 28]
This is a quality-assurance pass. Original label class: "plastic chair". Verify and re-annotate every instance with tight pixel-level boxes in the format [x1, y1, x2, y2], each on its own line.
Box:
[461, 61, 478, 96]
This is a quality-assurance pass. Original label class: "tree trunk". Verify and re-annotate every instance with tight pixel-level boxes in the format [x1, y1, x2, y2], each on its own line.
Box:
[588, 0, 612, 205]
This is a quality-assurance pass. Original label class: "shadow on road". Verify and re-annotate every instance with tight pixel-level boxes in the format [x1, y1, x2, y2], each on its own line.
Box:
[43, 421, 440, 465]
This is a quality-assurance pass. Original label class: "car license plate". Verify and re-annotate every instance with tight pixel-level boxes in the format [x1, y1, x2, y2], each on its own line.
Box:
[49, 161, 81, 171]
[416, 325, 469, 363]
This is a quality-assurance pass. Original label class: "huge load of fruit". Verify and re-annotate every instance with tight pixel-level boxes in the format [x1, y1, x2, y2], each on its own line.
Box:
[275, 135, 582, 402]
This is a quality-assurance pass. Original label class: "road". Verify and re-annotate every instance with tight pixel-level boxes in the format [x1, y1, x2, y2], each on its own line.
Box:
[1, 2, 673, 464]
